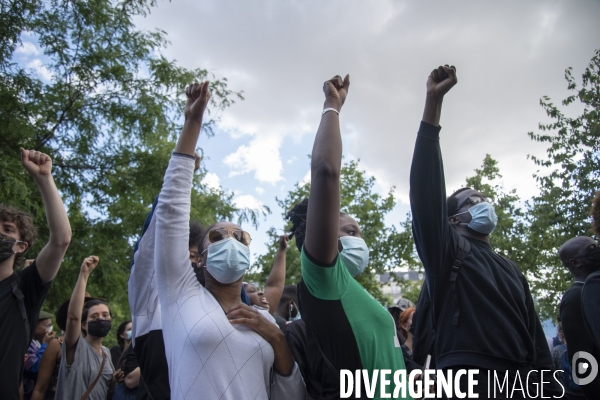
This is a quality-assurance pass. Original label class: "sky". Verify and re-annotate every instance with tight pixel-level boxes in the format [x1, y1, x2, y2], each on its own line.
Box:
[19, 0, 599, 263]
[128, 0, 600, 262]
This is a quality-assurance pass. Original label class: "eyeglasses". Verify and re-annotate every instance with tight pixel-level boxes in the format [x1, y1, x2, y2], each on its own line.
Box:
[207, 228, 252, 246]
[456, 195, 493, 211]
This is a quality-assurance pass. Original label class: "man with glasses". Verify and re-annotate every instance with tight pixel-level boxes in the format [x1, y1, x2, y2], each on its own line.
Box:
[409, 65, 560, 398]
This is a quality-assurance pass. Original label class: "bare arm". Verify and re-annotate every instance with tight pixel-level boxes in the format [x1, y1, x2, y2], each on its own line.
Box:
[304, 75, 350, 264]
[64, 256, 99, 365]
[174, 81, 210, 156]
[124, 367, 141, 389]
[264, 235, 288, 314]
[30, 338, 61, 400]
[20, 149, 71, 285]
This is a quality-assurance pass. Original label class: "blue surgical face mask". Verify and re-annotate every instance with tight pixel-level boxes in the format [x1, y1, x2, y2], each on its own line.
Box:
[339, 236, 370, 277]
[126, 330, 132, 340]
[453, 202, 498, 235]
[206, 237, 250, 284]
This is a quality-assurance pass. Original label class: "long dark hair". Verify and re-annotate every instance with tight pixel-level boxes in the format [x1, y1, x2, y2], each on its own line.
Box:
[116, 320, 132, 350]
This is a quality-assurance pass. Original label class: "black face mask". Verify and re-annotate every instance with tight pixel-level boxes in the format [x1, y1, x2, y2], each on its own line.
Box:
[87, 320, 112, 338]
[0, 233, 16, 263]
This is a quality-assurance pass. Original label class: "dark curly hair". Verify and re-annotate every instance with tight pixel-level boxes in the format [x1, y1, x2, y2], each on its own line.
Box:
[286, 198, 348, 252]
[591, 191, 600, 238]
[0, 204, 38, 266]
[189, 220, 204, 250]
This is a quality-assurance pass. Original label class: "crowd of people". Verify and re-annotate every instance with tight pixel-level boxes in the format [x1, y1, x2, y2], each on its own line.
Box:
[1, 66, 600, 400]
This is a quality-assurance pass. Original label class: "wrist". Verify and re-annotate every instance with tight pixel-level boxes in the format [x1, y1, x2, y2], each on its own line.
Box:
[323, 99, 341, 112]
[425, 93, 444, 105]
[183, 117, 203, 128]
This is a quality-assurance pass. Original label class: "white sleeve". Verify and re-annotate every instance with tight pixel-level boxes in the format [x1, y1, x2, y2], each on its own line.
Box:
[271, 362, 306, 399]
[154, 153, 200, 306]
[128, 202, 161, 344]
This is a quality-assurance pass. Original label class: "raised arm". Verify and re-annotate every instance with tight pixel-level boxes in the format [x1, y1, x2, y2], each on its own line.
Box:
[20, 149, 71, 285]
[30, 338, 61, 400]
[409, 66, 457, 274]
[154, 82, 210, 304]
[304, 75, 350, 264]
[64, 256, 99, 365]
[264, 235, 288, 314]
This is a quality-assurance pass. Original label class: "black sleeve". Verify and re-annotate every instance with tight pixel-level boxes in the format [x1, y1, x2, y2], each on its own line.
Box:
[524, 277, 562, 395]
[122, 345, 138, 376]
[19, 260, 52, 342]
[284, 321, 308, 379]
[409, 121, 457, 280]
[560, 287, 600, 398]
[582, 273, 600, 349]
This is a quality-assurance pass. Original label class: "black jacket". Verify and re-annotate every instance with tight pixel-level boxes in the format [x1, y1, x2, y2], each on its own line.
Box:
[410, 122, 559, 388]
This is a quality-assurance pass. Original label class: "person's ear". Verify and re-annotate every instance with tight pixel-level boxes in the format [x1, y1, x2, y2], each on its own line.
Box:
[14, 241, 28, 254]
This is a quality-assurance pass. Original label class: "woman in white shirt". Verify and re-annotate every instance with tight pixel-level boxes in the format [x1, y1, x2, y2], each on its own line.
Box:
[152, 81, 304, 400]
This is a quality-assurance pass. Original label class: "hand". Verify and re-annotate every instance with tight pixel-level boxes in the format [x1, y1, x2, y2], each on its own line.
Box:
[426, 65, 457, 99]
[184, 81, 211, 123]
[193, 151, 201, 172]
[227, 303, 282, 344]
[113, 368, 125, 383]
[80, 256, 99, 275]
[323, 74, 350, 111]
[278, 235, 288, 251]
[20, 148, 52, 178]
[43, 331, 56, 344]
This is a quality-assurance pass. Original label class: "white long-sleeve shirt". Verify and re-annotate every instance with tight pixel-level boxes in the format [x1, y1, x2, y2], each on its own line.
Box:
[153, 153, 305, 400]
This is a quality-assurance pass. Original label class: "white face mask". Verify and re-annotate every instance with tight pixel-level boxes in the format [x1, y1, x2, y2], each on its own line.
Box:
[339, 236, 370, 277]
[206, 237, 250, 284]
[46, 325, 53, 334]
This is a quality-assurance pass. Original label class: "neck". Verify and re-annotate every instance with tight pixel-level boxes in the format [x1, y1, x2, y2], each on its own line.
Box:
[405, 334, 413, 351]
[275, 304, 288, 320]
[0, 257, 15, 281]
[205, 278, 243, 313]
[85, 334, 104, 354]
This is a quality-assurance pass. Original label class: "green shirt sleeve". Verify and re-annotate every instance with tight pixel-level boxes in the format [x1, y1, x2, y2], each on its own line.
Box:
[301, 247, 350, 301]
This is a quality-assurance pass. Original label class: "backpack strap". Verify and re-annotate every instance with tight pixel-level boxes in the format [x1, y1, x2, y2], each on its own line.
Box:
[450, 236, 470, 326]
[10, 274, 30, 341]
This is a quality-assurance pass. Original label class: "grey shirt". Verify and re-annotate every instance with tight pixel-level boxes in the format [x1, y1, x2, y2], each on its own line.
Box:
[55, 335, 114, 400]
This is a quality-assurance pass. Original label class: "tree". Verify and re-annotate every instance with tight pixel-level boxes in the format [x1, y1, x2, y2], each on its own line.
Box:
[524, 48, 600, 320]
[248, 159, 421, 304]
[0, 0, 258, 346]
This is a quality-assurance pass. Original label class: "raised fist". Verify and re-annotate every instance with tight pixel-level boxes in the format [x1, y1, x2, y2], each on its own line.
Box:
[323, 74, 350, 111]
[20, 148, 52, 178]
[278, 235, 288, 251]
[80, 256, 99, 275]
[426, 65, 457, 99]
[184, 81, 211, 123]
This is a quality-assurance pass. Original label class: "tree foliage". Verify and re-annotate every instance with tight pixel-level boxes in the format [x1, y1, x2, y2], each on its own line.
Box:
[0, 0, 258, 347]
[248, 159, 421, 304]
[523, 49, 600, 320]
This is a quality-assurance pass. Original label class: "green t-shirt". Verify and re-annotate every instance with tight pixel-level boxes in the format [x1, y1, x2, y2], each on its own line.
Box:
[300, 248, 411, 399]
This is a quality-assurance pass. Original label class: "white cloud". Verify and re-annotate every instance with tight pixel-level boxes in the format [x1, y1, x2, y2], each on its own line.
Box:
[26, 59, 52, 81]
[255, 187, 264, 194]
[287, 156, 297, 164]
[15, 41, 40, 56]
[233, 194, 267, 212]
[300, 170, 311, 187]
[223, 131, 285, 184]
[201, 172, 221, 192]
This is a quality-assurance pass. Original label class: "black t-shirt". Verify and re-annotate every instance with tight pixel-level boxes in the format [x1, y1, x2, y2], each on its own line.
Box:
[111, 345, 123, 368]
[134, 330, 170, 400]
[560, 282, 600, 399]
[0, 261, 51, 399]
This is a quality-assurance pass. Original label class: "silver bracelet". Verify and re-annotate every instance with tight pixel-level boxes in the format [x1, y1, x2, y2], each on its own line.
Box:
[322, 108, 340, 116]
